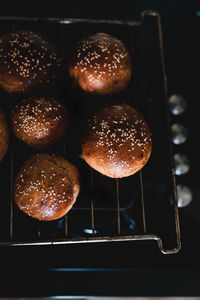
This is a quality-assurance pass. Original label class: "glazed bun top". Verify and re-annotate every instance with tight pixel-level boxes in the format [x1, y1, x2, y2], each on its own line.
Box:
[14, 152, 80, 221]
[69, 32, 132, 95]
[0, 30, 62, 94]
[10, 96, 68, 148]
[81, 103, 152, 178]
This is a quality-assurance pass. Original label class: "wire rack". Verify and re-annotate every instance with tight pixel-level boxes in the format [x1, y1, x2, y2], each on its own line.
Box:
[0, 11, 181, 254]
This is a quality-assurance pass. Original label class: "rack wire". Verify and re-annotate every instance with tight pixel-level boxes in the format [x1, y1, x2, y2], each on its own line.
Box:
[0, 11, 181, 254]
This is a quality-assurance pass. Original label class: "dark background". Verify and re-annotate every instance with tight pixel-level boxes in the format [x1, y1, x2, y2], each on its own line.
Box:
[0, 0, 199, 297]
[0, 0, 195, 18]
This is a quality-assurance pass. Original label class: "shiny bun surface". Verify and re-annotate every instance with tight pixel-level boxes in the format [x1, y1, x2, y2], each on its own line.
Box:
[81, 103, 152, 178]
[69, 33, 132, 95]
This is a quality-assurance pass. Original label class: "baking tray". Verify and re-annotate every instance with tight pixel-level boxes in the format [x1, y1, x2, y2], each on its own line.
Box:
[0, 11, 181, 254]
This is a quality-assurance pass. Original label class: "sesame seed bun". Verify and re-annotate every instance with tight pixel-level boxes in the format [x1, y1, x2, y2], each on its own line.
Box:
[0, 108, 9, 162]
[14, 153, 80, 221]
[10, 96, 68, 148]
[69, 33, 132, 95]
[81, 103, 152, 178]
[0, 30, 62, 94]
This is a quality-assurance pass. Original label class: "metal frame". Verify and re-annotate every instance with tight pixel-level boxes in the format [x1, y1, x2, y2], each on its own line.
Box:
[0, 11, 181, 254]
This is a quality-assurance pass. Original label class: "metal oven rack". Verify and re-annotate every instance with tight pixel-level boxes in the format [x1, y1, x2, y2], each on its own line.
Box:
[0, 11, 181, 254]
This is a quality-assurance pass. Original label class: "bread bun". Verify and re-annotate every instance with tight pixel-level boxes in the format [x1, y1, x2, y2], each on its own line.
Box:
[10, 96, 68, 148]
[0, 30, 62, 94]
[0, 108, 9, 162]
[81, 103, 152, 178]
[14, 153, 80, 221]
[69, 33, 132, 95]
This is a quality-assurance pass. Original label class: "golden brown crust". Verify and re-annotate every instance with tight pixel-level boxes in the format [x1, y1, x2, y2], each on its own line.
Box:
[10, 96, 68, 148]
[81, 103, 152, 178]
[0, 30, 62, 94]
[14, 153, 80, 221]
[0, 108, 9, 162]
[69, 33, 132, 95]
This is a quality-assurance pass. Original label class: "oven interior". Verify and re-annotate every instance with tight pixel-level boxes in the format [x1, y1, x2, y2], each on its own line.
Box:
[0, 12, 180, 253]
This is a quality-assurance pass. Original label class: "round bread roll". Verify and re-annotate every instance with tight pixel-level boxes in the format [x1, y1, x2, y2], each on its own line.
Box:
[69, 32, 132, 95]
[10, 96, 68, 148]
[81, 103, 152, 178]
[0, 30, 62, 94]
[0, 108, 9, 162]
[14, 153, 80, 221]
